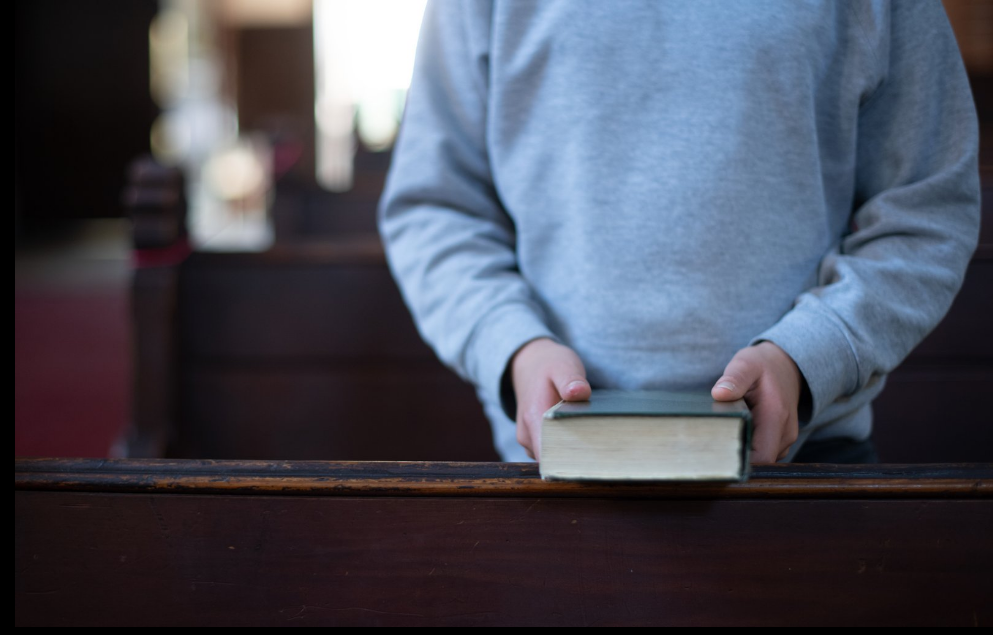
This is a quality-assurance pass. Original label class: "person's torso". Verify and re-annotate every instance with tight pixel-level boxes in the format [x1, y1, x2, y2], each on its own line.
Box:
[485, 0, 880, 389]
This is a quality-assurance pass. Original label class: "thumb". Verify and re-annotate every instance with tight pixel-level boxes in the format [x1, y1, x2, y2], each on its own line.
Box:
[712, 354, 760, 401]
[550, 358, 592, 402]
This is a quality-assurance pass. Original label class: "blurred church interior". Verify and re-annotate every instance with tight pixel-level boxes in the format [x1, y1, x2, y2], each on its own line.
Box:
[14, 0, 993, 462]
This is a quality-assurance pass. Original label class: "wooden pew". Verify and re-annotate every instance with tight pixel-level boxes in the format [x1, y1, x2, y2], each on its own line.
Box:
[872, 168, 993, 463]
[121, 160, 498, 461]
[15, 459, 993, 626]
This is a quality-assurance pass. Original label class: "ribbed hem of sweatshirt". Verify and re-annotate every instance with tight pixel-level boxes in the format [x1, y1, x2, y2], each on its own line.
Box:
[749, 303, 860, 424]
[462, 301, 557, 424]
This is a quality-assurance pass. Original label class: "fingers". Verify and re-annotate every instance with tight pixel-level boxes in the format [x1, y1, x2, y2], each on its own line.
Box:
[516, 419, 535, 460]
[543, 344, 591, 402]
[749, 399, 785, 463]
[518, 378, 564, 461]
[749, 382, 800, 463]
[511, 340, 593, 461]
[536, 353, 591, 456]
[551, 369, 591, 402]
[715, 346, 801, 463]
[711, 353, 761, 402]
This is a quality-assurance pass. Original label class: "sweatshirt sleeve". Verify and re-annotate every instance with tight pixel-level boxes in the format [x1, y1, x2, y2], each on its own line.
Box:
[750, 0, 982, 422]
[378, 0, 556, 414]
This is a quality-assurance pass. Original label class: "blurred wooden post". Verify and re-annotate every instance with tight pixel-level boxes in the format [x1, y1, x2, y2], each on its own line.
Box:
[115, 157, 188, 457]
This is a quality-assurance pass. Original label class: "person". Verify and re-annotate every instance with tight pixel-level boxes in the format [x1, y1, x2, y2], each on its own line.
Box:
[377, 1, 981, 463]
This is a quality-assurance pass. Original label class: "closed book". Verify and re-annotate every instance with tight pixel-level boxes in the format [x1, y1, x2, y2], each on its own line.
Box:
[540, 389, 752, 482]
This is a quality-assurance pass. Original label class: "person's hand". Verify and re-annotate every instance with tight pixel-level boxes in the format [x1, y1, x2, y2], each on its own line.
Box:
[511, 338, 592, 460]
[711, 341, 803, 463]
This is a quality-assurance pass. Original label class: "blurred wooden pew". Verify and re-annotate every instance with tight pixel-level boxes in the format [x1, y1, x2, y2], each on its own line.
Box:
[870, 166, 993, 462]
[120, 159, 497, 461]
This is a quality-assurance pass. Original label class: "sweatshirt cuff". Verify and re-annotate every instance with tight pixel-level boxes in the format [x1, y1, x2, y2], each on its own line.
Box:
[462, 302, 557, 422]
[749, 301, 860, 423]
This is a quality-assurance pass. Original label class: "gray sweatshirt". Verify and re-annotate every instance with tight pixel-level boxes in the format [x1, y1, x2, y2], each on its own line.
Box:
[378, 0, 981, 461]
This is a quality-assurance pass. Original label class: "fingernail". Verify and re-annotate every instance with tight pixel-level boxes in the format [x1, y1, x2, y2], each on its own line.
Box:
[716, 381, 735, 392]
[566, 380, 586, 392]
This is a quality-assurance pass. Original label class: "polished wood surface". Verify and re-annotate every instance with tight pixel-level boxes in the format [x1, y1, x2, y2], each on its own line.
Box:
[16, 460, 993, 626]
[15, 459, 992, 498]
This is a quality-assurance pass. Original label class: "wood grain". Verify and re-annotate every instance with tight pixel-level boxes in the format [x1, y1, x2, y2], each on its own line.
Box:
[15, 459, 992, 498]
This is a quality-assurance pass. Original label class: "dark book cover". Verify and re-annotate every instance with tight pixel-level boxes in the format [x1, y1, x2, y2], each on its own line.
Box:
[546, 389, 752, 419]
